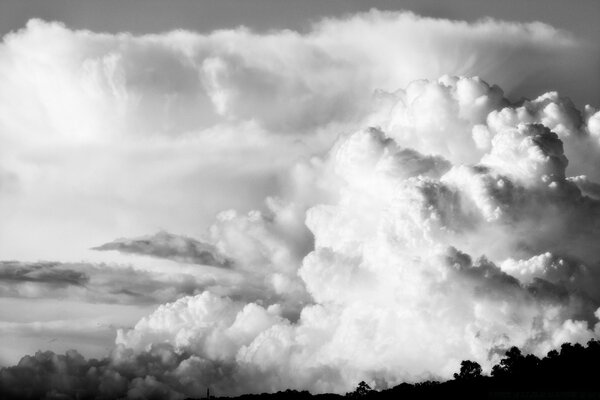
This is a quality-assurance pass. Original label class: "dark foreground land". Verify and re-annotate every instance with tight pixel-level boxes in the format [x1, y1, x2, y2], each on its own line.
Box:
[199, 340, 600, 400]
[2, 340, 600, 399]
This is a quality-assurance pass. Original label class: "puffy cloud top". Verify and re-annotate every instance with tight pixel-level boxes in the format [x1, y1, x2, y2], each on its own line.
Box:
[104, 76, 600, 397]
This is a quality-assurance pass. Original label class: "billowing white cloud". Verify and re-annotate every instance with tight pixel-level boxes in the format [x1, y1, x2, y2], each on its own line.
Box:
[104, 77, 600, 397]
[1, 10, 597, 263]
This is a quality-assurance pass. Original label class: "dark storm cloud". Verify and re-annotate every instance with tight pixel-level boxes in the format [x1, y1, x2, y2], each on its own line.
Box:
[0, 346, 190, 400]
[92, 231, 231, 268]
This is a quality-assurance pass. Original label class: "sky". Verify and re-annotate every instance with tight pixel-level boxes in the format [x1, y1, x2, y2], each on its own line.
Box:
[1, 0, 599, 39]
[0, 1, 600, 399]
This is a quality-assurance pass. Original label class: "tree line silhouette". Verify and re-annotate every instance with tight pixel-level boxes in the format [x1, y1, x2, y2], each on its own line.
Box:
[2, 339, 599, 399]
[203, 339, 600, 400]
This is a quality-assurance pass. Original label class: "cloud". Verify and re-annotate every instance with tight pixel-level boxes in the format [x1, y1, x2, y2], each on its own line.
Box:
[92, 231, 231, 267]
[107, 77, 600, 396]
[0, 347, 190, 400]
[0, 261, 88, 287]
[0, 260, 216, 305]
[1, 10, 597, 265]
[0, 258, 302, 313]
[1, 9, 600, 399]
[0, 11, 595, 141]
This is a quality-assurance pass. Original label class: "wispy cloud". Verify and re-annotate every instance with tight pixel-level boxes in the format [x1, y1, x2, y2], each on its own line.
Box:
[0, 260, 211, 305]
[92, 231, 231, 267]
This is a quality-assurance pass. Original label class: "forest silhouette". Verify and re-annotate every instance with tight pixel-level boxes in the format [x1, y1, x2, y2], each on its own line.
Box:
[198, 339, 600, 400]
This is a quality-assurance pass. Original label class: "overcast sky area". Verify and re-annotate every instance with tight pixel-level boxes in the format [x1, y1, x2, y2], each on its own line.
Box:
[0, 1, 599, 399]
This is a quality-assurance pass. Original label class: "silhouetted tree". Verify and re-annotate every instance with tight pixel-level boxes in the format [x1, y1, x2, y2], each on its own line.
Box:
[453, 360, 482, 380]
[491, 346, 521, 378]
[347, 381, 372, 398]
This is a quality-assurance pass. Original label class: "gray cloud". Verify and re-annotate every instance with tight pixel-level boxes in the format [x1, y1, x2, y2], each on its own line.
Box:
[92, 231, 231, 268]
[0, 346, 189, 400]
[0, 261, 213, 305]
[0, 261, 88, 287]
[0, 260, 291, 313]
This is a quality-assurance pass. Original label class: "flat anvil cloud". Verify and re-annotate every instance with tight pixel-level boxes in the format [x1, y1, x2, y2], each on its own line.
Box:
[1, 9, 600, 400]
[0, 9, 598, 263]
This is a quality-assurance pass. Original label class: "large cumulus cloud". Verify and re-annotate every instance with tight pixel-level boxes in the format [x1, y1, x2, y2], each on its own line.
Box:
[109, 78, 600, 396]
